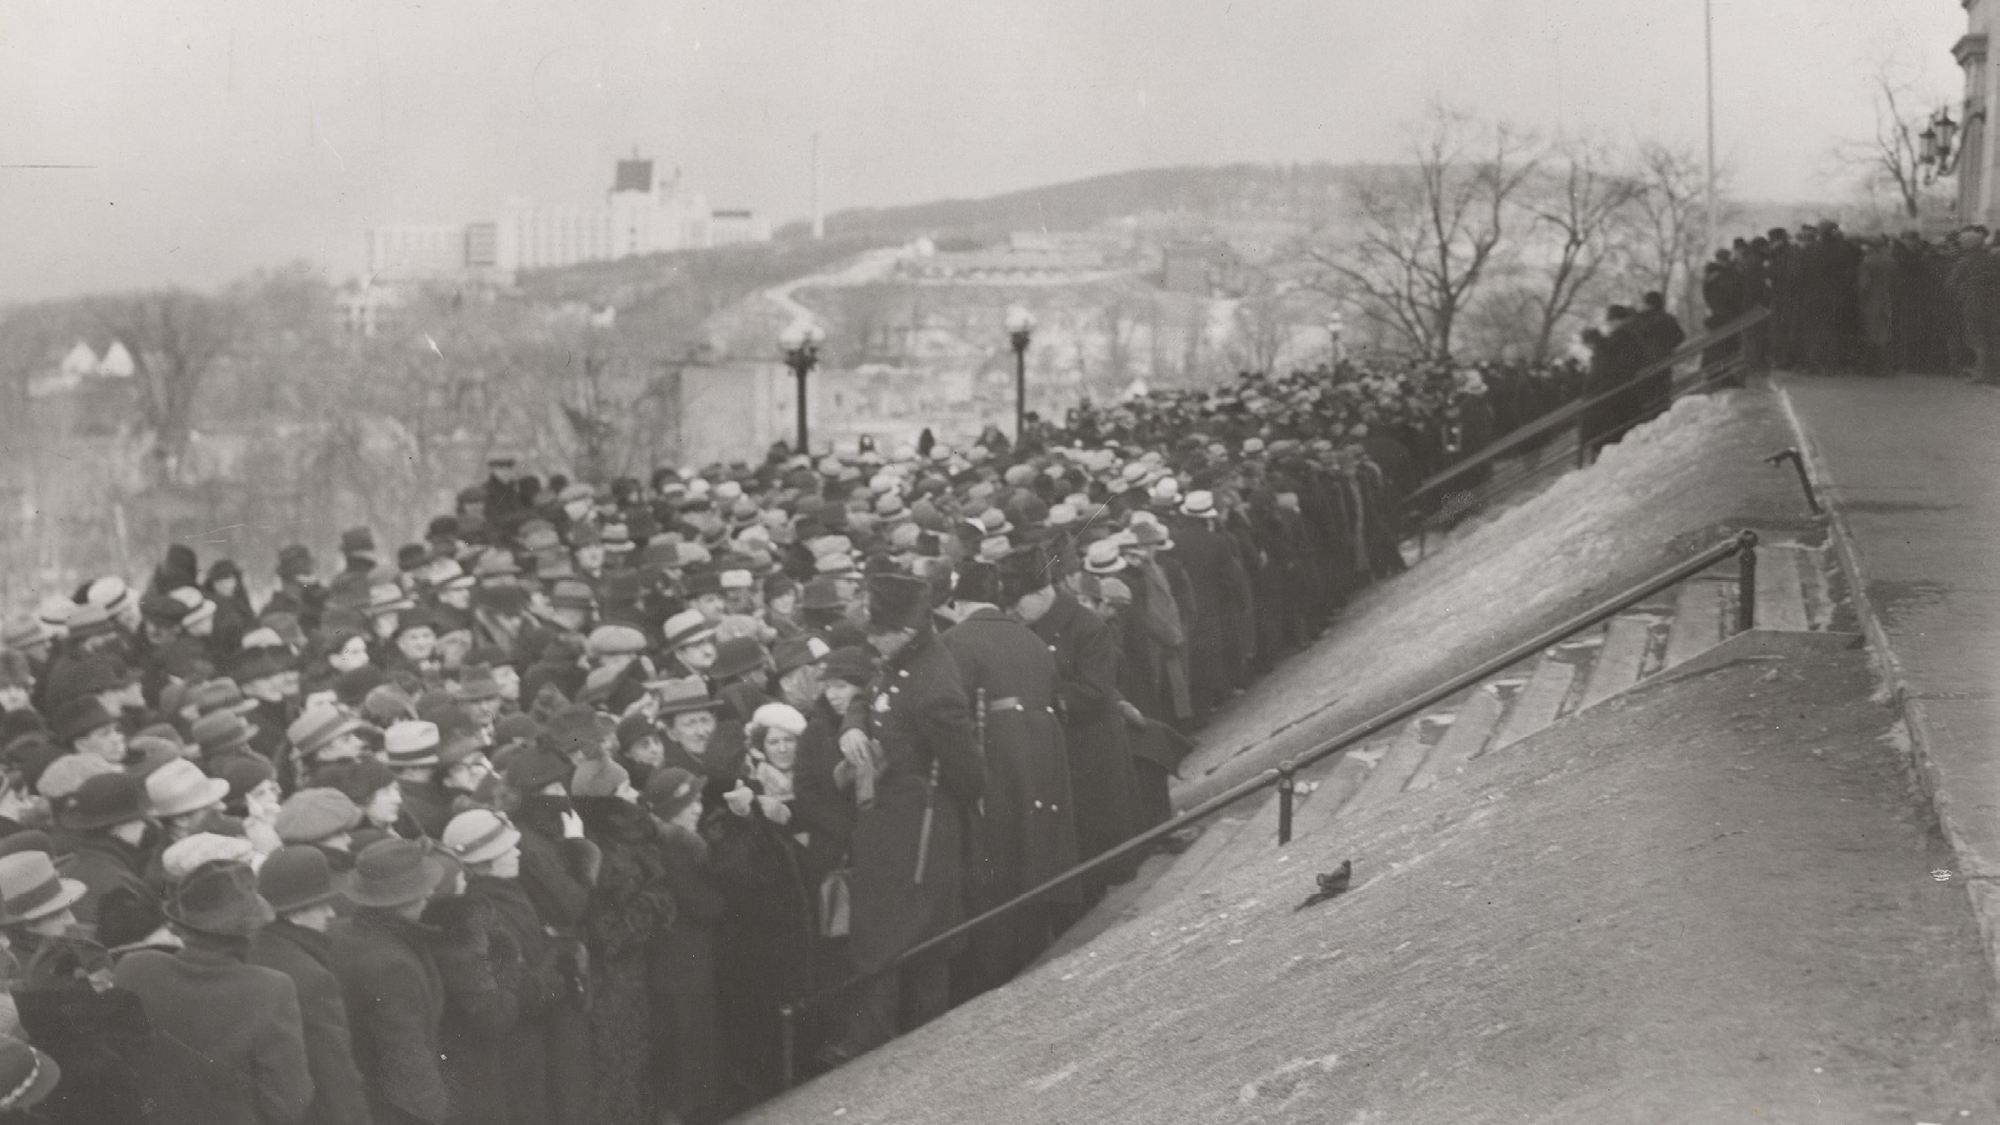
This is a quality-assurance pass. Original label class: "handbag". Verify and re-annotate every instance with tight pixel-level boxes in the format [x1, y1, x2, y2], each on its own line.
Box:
[818, 869, 851, 939]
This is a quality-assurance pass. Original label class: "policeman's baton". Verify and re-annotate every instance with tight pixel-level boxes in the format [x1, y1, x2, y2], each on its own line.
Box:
[912, 758, 941, 885]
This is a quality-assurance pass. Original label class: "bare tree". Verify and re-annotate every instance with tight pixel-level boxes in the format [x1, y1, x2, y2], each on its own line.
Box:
[1522, 136, 1644, 361]
[1836, 61, 1946, 220]
[91, 289, 239, 486]
[1625, 141, 1719, 319]
[1307, 105, 1541, 360]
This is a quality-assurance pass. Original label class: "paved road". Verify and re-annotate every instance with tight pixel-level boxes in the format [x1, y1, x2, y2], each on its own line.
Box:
[1786, 373, 2000, 991]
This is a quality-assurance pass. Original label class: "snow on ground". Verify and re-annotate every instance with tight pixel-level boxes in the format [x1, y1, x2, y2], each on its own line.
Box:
[1176, 388, 1808, 804]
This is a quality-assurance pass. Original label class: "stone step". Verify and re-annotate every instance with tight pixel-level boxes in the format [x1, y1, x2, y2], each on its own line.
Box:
[1755, 545, 1811, 632]
[1033, 850, 1176, 966]
[1406, 686, 1505, 791]
[1336, 722, 1428, 821]
[1663, 579, 1727, 669]
[1579, 616, 1650, 709]
[1284, 746, 1378, 840]
[1487, 656, 1576, 752]
[1123, 810, 1255, 917]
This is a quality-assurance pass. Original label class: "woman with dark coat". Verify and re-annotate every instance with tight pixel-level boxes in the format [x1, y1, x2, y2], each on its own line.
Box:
[202, 560, 256, 657]
[502, 748, 599, 1125]
[572, 760, 679, 1125]
[423, 831, 526, 1125]
[705, 709, 818, 1100]
[643, 769, 726, 1125]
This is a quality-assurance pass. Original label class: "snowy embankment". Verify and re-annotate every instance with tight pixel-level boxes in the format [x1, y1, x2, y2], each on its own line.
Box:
[1175, 389, 1790, 803]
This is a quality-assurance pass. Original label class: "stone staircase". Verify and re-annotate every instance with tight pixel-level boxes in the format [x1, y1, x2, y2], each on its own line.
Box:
[1037, 536, 1838, 962]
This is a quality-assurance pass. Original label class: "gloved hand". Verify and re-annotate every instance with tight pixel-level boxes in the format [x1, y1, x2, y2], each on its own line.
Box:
[724, 783, 756, 817]
[560, 809, 585, 839]
[839, 728, 874, 770]
[756, 794, 792, 825]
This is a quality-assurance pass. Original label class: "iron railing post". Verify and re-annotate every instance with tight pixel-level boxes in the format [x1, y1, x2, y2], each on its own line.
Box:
[1736, 530, 1758, 632]
[1277, 766, 1296, 846]
[778, 1003, 797, 1091]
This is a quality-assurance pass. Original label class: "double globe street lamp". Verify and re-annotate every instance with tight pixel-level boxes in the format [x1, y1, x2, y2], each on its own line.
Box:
[1005, 304, 1035, 444]
[778, 320, 826, 457]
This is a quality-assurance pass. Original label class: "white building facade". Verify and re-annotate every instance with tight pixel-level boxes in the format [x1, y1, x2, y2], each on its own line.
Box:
[364, 157, 765, 282]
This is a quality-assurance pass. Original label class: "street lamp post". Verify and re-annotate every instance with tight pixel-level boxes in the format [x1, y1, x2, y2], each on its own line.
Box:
[1326, 313, 1346, 366]
[1005, 304, 1035, 444]
[779, 320, 825, 457]
[1920, 108, 1964, 185]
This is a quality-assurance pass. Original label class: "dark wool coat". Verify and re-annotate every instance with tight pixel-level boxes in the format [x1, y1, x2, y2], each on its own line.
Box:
[1028, 592, 1139, 888]
[840, 626, 983, 973]
[396, 778, 453, 840]
[249, 921, 373, 1125]
[1168, 516, 1251, 706]
[423, 893, 523, 1125]
[505, 796, 596, 1125]
[114, 942, 315, 1125]
[939, 608, 1081, 903]
[792, 697, 857, 892]
[576, 795, 680, 1125]
[705, 788, 816, 1098]
[13, 934, 152, 1125]
[58, 833, 153, 929]
[464, 874, 560, 1125]
[328, 909, 449, 1125]
[648, 820, 724, 1125]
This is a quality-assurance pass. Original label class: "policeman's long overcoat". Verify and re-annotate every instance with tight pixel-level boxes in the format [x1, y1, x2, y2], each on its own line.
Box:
[940, 608, 1081, 904]
[1028, 592, 1139, 879]
[842, 626, 984, 973]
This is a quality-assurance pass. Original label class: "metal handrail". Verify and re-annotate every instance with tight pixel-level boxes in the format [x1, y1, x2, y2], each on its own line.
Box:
[1414, 347, 1753, 541]
[1405, 307, 1771, 512]
[776, 528, 1761, 1088]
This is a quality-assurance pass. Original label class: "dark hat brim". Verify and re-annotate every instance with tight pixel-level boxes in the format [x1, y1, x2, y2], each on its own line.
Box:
[165, 893, 277, 938]
[263, 870, 354, 916]
[347, 853, 450, 909]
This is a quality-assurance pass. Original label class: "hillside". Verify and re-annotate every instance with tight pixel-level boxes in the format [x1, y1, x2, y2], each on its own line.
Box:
[779, 163, 1373, 242]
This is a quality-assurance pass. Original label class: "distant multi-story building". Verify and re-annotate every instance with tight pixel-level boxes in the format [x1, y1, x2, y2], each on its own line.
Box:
[366, 224, 472, 282]
[364, 156, 768, 283]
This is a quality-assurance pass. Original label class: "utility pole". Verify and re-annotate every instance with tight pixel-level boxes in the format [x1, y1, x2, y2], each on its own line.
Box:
[1704, 0, 1718, 253]
[811, 132, 825, 241]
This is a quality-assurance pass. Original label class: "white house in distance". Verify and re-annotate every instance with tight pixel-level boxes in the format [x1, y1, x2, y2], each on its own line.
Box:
[31, 340, 136, 398]
[364, 156, 770, 283]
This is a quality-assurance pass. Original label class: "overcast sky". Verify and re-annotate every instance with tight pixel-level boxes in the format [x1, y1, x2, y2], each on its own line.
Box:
[0, 0, 1965, 302]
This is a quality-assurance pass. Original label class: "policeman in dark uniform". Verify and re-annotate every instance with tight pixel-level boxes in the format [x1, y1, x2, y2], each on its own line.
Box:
[937, 559, 1081, 992]
[826, 573, 983, 1063]
[1000, 547, 1141, 900]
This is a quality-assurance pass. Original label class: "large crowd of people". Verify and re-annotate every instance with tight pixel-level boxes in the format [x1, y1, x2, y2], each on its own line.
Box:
[0, 347, 1600, 1124]
[0, 300, 1745, 1125]
[1702, 221, 2000, 380]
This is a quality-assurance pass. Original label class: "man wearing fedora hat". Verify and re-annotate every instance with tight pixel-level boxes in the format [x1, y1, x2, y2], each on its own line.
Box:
[823, 572, 983, 1064]
[328, 839, 454, 1125]
[55, 773, 157, 929]
[382, 721, 452, 840]
[145, 758, 235, 849]
[115, 859, 315, 1125]
[250, 847, 372, 1125]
